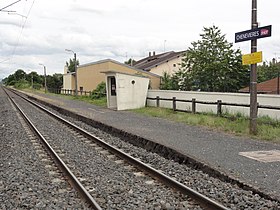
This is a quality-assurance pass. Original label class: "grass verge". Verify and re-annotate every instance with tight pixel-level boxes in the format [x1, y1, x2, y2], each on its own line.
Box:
[132, 107, 280, 143]
[21, 88, 107, 107]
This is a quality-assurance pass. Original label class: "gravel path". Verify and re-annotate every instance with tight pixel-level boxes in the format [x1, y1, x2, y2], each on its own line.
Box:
[0, 88, 88, 209]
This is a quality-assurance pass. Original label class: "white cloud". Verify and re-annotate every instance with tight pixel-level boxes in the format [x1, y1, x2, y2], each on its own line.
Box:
[0, 0, 279, 80]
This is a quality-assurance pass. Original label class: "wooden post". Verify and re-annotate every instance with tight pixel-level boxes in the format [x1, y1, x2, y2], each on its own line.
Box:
[257, 102, 259, 117]
[192, 98, 196, 114]
[217, 100, 222, 116]
[172, 97, 176, 112]
[156, 96, 160, 107]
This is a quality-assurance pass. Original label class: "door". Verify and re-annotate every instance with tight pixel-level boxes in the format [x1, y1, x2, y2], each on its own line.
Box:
[108, 76, 117, 109]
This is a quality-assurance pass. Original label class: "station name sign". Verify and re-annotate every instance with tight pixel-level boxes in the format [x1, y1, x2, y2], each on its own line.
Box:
[235, 25, 272, 43]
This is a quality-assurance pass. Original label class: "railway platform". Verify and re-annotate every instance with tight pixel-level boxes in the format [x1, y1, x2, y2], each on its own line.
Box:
[21, 91, 280, 200]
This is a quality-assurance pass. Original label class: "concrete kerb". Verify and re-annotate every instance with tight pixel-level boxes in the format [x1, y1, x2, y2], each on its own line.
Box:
[24, 93, 280, 203]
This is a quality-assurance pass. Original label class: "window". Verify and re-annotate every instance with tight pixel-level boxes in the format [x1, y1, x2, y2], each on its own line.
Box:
[110, 77, 116, 96]
[173, 64, 176, 67]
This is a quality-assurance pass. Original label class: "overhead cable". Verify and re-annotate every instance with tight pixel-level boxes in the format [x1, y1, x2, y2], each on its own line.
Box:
[0, 0, 22, 12]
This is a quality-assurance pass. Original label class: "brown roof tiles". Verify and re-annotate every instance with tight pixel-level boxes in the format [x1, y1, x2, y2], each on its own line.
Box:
[239, 77, 280, 94]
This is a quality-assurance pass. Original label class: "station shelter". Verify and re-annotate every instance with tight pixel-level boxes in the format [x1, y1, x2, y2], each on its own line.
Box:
[103, 71, 149, 110]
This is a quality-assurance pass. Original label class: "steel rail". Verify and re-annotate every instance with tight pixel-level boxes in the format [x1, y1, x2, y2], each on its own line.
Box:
[4, 89, 102, 210]
[9, 89, 230, 210]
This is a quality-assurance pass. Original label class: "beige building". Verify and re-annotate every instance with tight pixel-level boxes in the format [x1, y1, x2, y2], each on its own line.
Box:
[133, 51, 185, 76]
[62, 59, 161, 93]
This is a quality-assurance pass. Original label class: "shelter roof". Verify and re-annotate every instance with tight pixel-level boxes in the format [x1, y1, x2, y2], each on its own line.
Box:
[78, 59, 161, 78]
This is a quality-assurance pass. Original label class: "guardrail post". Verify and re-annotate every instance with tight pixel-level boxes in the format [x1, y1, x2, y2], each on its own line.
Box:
[192, 98, 196, 114]
[217, 100, 222, 116]
[172, 97, 176, 112]
[156, 96, 160, 107]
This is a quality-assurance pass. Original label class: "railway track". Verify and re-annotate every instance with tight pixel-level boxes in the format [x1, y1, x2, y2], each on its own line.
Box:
[4, 88, 230, 209]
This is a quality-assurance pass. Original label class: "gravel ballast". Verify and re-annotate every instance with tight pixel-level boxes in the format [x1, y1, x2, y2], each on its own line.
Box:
[22, 89, 280, 198]
[0, 88, 88, 209]
[17, 90, 280, 210]
[11, 89, 204, 209]
[7, 88, 280, 209]
[61, 111, 280, 210]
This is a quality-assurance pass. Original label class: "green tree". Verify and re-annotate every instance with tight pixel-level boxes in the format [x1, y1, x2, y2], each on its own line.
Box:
[3, 69, 27, 86]
[124, 58, 136, 66]
[14, 69, 26, 81]
[90, 81, 106, 99]
[26, 71, 42, 84]
[178, 25, 249, 92]
[257, 60, 280, 83]
[3, 74, 16, 86]
[46, 73, 63, 90]
[160, 72, 179, 90]
[66, 58, 79, 73]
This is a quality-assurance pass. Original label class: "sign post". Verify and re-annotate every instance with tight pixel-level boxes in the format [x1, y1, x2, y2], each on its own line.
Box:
[235, 1, 272, 134]
[250, 0, 258, 135]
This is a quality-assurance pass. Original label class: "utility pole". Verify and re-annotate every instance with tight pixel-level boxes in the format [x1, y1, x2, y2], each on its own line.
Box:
[39, 63, 47, 93]
[250, 0, 258, 134]
[65, 49, 78, 96]
[74, 52, 78, 96]
[31, 74, 33, 90]
[44, 65, 47, 93]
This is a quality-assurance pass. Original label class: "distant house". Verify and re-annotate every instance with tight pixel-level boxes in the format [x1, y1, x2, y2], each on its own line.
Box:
[133, 51, 185, 77]
[62, 59, 161, 93]
[239, 77, 280, 94]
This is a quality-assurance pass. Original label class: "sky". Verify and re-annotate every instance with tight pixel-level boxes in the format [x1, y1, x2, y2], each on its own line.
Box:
[0, 0, 279, 79]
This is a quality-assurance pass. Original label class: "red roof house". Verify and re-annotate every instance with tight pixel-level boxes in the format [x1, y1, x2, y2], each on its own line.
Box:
[239, 77, 280, 94]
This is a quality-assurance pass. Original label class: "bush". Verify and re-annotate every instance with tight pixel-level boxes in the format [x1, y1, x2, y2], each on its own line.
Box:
[32, 83, 42, 90]
[90, 82, 106, 99]
[14, 79, 30, 89]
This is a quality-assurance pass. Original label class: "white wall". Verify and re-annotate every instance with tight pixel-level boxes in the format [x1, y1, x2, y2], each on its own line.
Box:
[117, 74, 149, 110]
[147, 90, 280, 119]
[63, 74, 74, 90]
